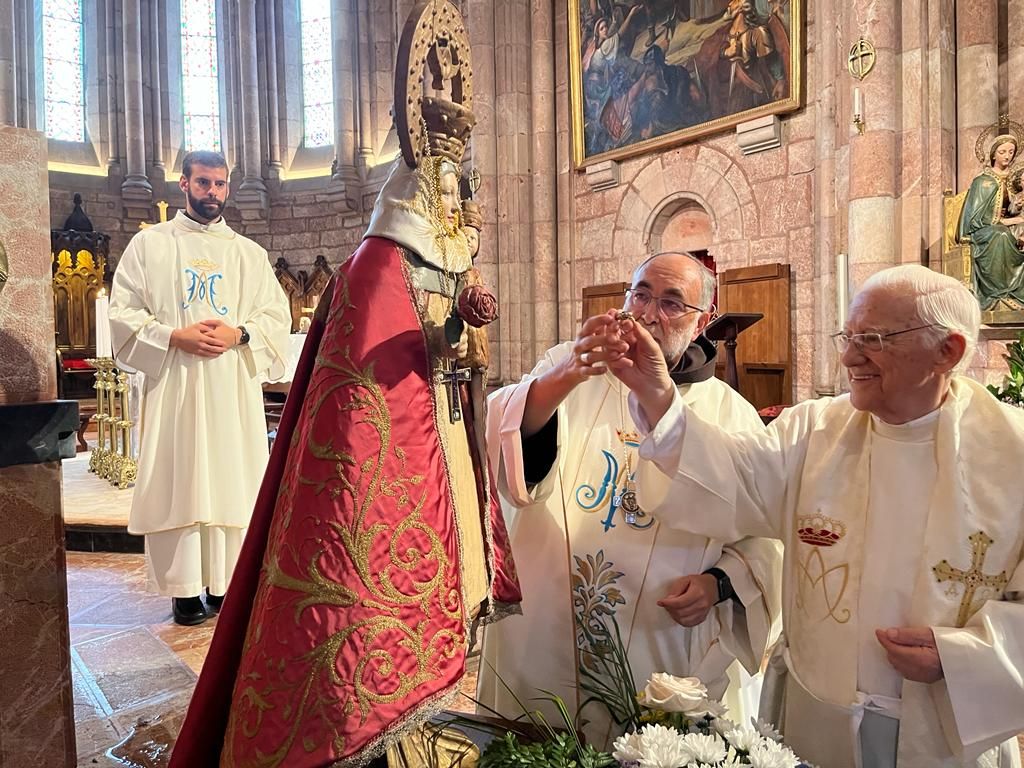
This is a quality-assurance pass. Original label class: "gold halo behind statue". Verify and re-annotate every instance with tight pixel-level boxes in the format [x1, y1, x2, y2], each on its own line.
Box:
[394, 0, 475, 167]
[974, 116, 1024, 166]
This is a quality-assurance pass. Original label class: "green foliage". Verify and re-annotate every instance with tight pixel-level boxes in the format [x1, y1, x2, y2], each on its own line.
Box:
[479, 731, 616, 768]
[987, 331, 1024, 406]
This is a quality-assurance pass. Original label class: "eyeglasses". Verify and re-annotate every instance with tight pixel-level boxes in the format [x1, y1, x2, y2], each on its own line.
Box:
[624, 288, 705, 320]
[831, 324, 937, 353]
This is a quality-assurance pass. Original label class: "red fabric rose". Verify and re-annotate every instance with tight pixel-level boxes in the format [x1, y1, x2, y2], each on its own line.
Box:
[457, 284, 499, 327]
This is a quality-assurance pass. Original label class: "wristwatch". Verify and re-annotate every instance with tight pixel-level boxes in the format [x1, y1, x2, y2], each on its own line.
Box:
[238, 325, 250, 345]
[703, 567, 736, 605]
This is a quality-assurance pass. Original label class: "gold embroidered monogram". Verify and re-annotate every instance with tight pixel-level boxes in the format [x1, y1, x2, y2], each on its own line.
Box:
[932, 530, 1010, 628]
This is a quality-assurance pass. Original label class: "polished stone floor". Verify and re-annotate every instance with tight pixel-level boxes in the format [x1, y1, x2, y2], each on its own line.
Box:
[68, 552, 481, 768]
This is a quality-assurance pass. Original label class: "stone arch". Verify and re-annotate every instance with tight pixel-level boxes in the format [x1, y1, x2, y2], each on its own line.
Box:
[643, 193, 716, 254]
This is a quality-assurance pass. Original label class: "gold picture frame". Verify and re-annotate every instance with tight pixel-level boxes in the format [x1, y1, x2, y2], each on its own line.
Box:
[569, 0, 804, 168]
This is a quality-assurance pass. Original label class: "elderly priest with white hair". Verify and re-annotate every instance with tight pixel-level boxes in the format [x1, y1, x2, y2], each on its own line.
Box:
[603, 264, 1024, 767]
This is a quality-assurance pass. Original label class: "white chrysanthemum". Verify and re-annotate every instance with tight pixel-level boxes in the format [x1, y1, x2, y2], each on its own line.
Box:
[680, 733, 727, 764]
[710, 716, 738, 736]
[717, 753, 746, 768]
[636, 724, 692, 768]
[750, 717, 784, 742]
[747, 742, 799, 768]
[724, 726, 763, 752]
[613, 731, 645, 762]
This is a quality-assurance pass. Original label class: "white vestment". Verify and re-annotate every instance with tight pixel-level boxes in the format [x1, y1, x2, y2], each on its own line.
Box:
[109, 211, 291, 594]
[479, 341, 783, 746]
[632, 376, 1024, 767]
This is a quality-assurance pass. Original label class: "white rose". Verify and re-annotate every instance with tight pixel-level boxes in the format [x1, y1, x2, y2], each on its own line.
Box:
[641, 673, 708, 714]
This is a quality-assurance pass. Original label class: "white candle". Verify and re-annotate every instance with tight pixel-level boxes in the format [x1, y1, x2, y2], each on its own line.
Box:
[95, 290, 112, 359]
[853, 87, 862, 118]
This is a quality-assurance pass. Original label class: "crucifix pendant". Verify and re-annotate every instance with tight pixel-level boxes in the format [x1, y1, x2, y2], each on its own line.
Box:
[438, 362, 471, 423]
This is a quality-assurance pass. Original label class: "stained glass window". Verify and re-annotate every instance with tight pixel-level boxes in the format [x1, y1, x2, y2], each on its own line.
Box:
[300, 0, 334, 148]
[181, 0, 222, 151]
[42, 0, 85, 142]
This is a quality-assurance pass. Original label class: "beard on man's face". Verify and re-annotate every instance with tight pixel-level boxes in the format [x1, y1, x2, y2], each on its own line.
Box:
[187, 190, 225, 220]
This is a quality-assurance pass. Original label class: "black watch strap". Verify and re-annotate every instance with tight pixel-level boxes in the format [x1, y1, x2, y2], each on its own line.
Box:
[703, 567, 736, 605]
[238, 325, 250, 345]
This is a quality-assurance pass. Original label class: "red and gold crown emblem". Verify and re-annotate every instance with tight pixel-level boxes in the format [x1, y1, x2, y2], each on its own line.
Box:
[797, 513, 847, 547]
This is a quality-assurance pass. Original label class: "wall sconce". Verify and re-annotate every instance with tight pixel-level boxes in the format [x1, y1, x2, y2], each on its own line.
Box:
[852, 87, 865, 134]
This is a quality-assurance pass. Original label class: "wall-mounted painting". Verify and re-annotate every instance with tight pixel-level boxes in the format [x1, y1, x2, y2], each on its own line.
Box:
[569, 0, 803, 167]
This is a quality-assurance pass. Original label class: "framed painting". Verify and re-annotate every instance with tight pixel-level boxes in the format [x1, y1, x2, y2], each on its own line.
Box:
[568, 0, 803, 167]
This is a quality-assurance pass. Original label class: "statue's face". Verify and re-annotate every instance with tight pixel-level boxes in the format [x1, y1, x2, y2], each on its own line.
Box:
[439, 171, 461, 230]
[993, 141, 1017, 169]
[464, 226, 480, 259]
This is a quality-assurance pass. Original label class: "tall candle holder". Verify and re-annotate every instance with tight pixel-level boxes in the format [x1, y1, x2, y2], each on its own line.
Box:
[85, 357, 137, 488]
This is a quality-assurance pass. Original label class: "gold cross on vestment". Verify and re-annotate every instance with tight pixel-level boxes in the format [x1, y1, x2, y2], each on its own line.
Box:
[932, 530, 1010, 628]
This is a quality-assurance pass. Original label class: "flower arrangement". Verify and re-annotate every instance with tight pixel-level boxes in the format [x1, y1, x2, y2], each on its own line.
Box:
[473, 617, 810, 768]
[610, 673, 808, 768]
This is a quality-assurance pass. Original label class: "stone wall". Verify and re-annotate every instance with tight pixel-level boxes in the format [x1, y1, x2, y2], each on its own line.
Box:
[47, 172, 376, 277]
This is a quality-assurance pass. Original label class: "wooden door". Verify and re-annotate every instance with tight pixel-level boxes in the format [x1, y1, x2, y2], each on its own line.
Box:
[716, 264, 792, 409]
[581, 282, 629, 321]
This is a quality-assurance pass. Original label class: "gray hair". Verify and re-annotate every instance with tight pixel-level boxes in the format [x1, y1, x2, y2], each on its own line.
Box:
[856, 264, 980, 372]
[633, 251, 716, 310]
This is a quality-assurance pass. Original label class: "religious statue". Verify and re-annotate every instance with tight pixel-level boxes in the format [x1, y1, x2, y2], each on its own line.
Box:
[166, 3, 521, 767]
[958, 123, 1024, 311]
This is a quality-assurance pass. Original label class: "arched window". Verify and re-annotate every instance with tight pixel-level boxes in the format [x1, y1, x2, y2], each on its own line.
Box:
[181, 0, 222, 151]
[41, 0, 85, 141]
[300, 0, 334, 148]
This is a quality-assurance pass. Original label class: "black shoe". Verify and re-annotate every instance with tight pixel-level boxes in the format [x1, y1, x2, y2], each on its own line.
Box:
[172, 596, 208, 626]
[204, 588, 224, 612]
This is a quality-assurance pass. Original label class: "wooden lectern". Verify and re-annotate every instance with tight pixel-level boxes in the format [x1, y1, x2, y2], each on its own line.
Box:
[705, 312, 763, 393]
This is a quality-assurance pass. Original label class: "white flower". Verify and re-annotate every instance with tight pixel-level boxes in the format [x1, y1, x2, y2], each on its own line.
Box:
[747, 742, 799, 768]
[642, 673, 708, 714]
[724, 726, 763, 752]
[636, 724, 693, 768]
[751, 717, 784, 742]
[710, 716, 738, 736]
[688, 697, 728, 719]
[680, 733, 727, 764]
[613, 731, 645, 762]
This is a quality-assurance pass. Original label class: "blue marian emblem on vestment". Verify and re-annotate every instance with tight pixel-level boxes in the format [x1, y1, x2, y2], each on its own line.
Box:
[574, 430, 654, 532]
[182, 267, 229, 315]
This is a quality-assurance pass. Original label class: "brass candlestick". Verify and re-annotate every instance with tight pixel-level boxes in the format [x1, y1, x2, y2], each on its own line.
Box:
[85, 358, 137, 488]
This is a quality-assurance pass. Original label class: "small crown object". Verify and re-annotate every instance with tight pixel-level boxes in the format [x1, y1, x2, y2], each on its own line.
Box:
[461, 199, 483, 230]
[189, 257, 218, 271]
[796, 513, 847, 547]
[616, 428, 642, 446]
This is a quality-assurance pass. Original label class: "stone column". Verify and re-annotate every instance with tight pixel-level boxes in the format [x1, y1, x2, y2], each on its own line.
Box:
[812, 0, 840, 395]
[554, 0, 576, 344]
[331, 0, 358, 200]
[235, 0, 267, 208]
[845, 0, 897, 287]
[1008, 2, 1024, 138]
[104, 0, 121, 172]
[264, 0, 282, 177]
[924, 0, 957, 267]
[0, 125, 76, 768]
[0, 0, 15, 126]
[529, 0, 558, 363]
[355, 0, 373, 167]
[148, 0, 164, 173]
[493, 0, 531, 378]
[121, 0, 151, 198]
[955, 0, 998, 189]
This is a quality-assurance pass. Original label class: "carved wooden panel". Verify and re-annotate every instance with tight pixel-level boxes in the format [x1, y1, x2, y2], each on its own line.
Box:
[274, 255, 333, 332]
[581, 282, 629, 321]
[51, 230, 110, 358]
[716, 264, 792, 409]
